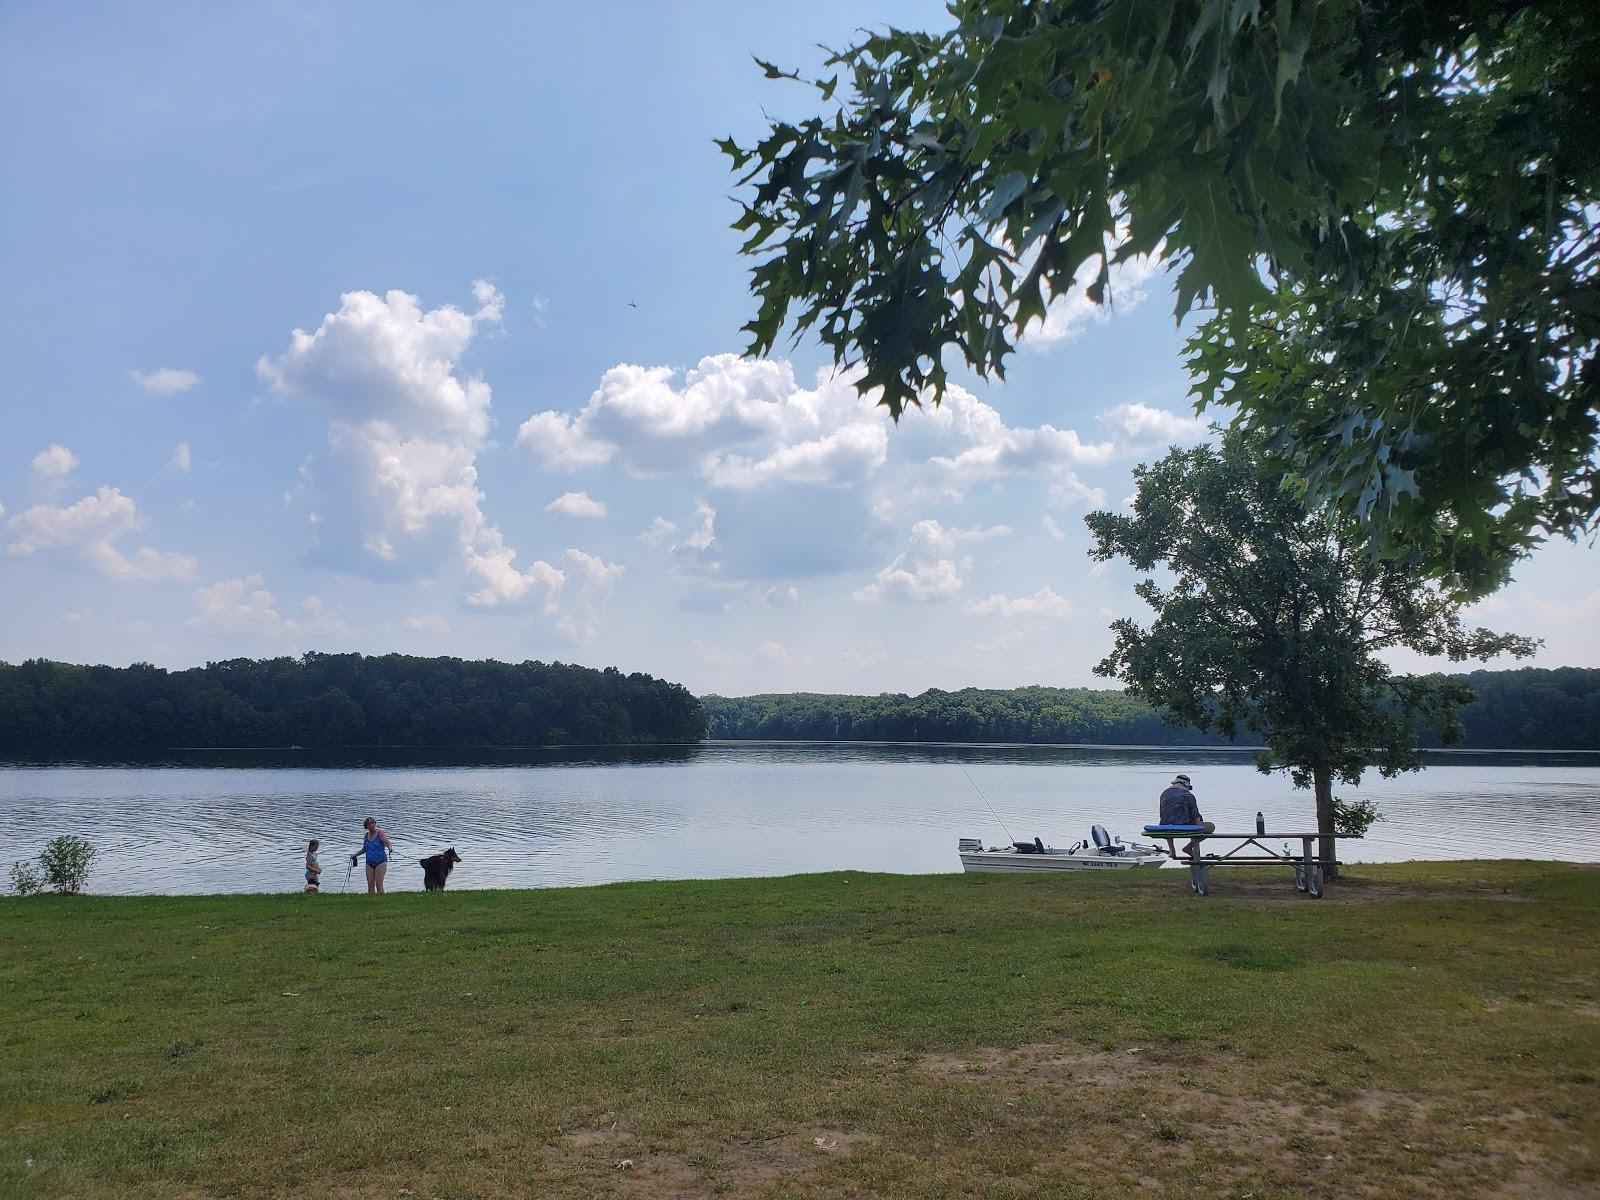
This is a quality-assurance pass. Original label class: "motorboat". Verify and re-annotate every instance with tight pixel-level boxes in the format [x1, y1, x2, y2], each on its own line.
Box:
[958, 824, 1167, 873]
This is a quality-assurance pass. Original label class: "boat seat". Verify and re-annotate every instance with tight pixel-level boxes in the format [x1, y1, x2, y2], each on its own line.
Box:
[1091, 824, 1123, 854]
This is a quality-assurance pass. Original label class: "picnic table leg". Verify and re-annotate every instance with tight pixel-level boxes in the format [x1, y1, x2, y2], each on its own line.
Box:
[1300, 836, 1323, 899]
[1188, 843, 1209, 896]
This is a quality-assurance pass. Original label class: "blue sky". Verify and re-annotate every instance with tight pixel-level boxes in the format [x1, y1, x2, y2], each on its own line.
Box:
[2, 1, 1594, 696]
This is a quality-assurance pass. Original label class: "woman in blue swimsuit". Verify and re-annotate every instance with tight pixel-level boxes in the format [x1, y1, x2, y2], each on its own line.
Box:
[352, 816, 393, 893]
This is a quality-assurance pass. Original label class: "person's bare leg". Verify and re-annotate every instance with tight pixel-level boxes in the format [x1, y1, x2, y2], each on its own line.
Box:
[373, 861, 387, 894]
[1185, 821, 1217, 858]
[365, 864, 377, 893]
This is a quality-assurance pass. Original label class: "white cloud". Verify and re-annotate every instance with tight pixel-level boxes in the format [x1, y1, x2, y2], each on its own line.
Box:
[854, 555, 968, 603]
[169, 442, 192, 473]
[544, 490, 607, 519]
[904, 386, 1201, 501]
[5, 486, 197, 581]
[763, 584, 799, 607]
[258, 283, 564, 611]
[964, 586, 1074, 620]
[1023, 252, 1164, 348]
[190, 575, 297, 635]
[517, 354, 888, 488]
[30, 444, 78, 491]
[907, 519, 1012, 554]
[1097, 402, 1208, 449]
[470, 279, 505, 325]
[403, 611, 451, 634]
[554, 547, 625, 642]
[563, 546, 624, 587]
[853, 514, 1011, 603]
[1042, 515, 1066, 542]
[129, 367, 201, 395]
[1050, 474, 1107, 509]
[927, 406, 1114, 481]
[639, 515, 678, 545]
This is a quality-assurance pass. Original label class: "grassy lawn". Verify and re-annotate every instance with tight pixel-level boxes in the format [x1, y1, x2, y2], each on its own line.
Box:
[3, 862, 1597, 1199]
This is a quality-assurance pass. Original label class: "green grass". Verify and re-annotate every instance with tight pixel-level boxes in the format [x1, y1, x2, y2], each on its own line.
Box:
[3, 863, 1597, 1198]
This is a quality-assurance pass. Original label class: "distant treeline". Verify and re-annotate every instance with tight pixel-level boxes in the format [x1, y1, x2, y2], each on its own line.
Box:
[704, 668, 1600, 750]
[0, 654, 707, 750]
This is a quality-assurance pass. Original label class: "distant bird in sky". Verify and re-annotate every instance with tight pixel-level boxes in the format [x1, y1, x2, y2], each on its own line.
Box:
[628, 301, 638, 308]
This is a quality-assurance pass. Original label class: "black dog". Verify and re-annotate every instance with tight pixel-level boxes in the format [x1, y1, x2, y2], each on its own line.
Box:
[420, 847, 461, 891]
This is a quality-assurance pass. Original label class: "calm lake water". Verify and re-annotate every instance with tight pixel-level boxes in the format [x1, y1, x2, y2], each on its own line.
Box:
[2, 743, 1597, 895]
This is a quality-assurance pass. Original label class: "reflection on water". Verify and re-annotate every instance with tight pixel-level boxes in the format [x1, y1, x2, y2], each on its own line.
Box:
[1, 743, 1596, 895]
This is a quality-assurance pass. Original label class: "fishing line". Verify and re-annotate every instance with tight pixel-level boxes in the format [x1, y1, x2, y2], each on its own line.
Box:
[958, 764, 1016, 844]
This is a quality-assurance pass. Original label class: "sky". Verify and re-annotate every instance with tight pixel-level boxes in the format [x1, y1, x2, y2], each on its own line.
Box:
[1, 1, 1595, 697]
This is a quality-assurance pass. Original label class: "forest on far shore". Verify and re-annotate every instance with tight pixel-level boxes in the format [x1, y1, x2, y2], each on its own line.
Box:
[703, 668, 1600, 751]
[0, 654, 707, 750]
[2, 660, 1594, 753]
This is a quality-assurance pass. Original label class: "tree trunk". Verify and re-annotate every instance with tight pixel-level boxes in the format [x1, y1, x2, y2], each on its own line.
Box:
[1312, 764, 1339, 881]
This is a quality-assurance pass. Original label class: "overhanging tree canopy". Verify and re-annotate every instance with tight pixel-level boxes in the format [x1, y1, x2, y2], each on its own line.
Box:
[1085, 433, 1537, 873]
[726, 0, 1600, 595]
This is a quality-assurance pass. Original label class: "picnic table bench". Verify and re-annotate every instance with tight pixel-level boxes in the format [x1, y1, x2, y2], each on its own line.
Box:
[1141, 827, 1364, 898]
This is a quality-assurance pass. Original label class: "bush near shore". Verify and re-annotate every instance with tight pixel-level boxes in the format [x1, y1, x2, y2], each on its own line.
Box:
[3, 863, 1596, 1198]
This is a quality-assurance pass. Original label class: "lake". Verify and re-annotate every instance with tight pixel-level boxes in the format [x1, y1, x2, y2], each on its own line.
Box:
[2, 743, 1597, 894]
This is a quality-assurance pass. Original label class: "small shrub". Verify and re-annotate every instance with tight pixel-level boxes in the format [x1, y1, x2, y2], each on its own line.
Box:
[1332, 794, 1384, 837]
[9, 860, 44, 896]
[38, 836, 99, 895]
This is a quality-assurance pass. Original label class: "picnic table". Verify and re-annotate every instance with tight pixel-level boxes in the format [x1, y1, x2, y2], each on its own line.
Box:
[1141, 828, 1363, 898]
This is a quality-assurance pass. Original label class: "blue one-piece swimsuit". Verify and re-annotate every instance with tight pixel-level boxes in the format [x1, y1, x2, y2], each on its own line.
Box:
[363, 833, 388, 867]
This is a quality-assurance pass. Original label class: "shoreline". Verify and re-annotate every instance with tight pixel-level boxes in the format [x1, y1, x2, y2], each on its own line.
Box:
[8, 858, 1599, 901]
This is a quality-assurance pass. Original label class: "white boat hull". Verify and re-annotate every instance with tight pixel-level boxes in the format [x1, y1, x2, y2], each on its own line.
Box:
[959, 846, 1166, 873]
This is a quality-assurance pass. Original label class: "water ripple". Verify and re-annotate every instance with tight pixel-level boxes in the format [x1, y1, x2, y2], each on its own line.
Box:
[1, 745, 1595, 894]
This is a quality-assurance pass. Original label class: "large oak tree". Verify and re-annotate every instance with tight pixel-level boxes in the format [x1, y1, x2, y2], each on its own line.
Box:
[1086, 433, 1537, 874]
[727, 0, 1599, 595]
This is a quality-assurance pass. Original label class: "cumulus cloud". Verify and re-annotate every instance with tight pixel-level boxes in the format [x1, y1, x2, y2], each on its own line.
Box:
[639, 515, 677, 545]
[190, 575, 298, 635]
[897, 385, 1203, 502]
[129, 367, 201, 394]
[30, 444, 78, 492]
[763, 584, 799, 607]
[258, 281, 565, 613]
[853, 511, 1020, 604]
[907, 519, 1011, 554]
[964, 586, 1074, 620]
[169, 442, 192, 473]
[517, 354, 888, 488]
[1023, 252, 1165, 348]
[1097, 401, 1209, 449]
[5, 486, 197, 581]
[854, 555, 968, 603]
[544, 490, 607, 519]
[1042, 515, 1067, 542]
[554, 547, 624, 641]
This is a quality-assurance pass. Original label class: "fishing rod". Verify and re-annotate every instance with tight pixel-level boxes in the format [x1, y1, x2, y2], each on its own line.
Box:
[958, 764, 1016, 844]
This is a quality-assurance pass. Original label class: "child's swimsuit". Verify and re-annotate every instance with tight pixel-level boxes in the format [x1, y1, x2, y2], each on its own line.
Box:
[362, 833, 388, 867]
[305, 852, 319, 886]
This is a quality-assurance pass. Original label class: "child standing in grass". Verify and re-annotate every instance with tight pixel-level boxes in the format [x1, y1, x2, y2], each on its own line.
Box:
[304, 839, 321, 893]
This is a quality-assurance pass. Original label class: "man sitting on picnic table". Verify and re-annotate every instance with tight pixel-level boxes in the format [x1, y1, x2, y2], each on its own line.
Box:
[1158, 773, 1215, 857]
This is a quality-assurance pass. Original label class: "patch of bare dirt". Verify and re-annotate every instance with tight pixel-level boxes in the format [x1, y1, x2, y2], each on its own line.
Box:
[547, 1124, 881, 1199]
[895, 1043, 1593, 1199]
